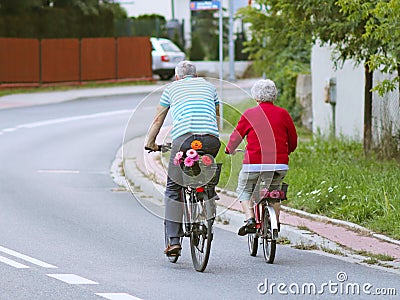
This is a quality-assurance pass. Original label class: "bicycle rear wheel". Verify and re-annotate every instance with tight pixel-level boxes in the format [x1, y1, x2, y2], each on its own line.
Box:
[262, 207, 276, 263]
[189, 194, 215, 272]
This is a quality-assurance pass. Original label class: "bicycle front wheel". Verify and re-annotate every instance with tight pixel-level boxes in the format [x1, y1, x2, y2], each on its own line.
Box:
[189, 194, 215, 272]
[262, 207, 276, 263]
[248, 232, 258, 257]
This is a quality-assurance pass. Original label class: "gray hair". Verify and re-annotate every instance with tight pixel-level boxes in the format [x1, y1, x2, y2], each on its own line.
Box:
[175, 61, 197, 78]
[251, 79, 278, 102]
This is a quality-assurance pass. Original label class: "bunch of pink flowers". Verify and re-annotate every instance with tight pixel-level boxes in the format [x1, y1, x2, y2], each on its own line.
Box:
[174, 149, 199, 167]
[173, 149, 214, 168]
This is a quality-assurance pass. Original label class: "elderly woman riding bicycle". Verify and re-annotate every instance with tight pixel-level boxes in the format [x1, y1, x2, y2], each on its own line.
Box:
[225, 79, 298, 236]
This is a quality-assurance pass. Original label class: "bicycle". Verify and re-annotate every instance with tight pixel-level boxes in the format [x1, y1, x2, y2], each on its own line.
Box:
[247, 181, 287, 263]
[229, 149, 287, 264]
[146, 144, 221, 272]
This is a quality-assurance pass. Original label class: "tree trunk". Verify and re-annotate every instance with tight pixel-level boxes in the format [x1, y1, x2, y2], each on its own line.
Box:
[397, 64, 400, 103]
[363, 64, 373, 153]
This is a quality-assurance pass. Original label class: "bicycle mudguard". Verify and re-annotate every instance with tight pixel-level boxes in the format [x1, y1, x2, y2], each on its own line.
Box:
[266, 205, 278, 232]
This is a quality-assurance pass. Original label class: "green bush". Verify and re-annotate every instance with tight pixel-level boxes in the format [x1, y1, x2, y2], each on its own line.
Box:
[0, 3, 119, 38]
[189, 33, 206, 61]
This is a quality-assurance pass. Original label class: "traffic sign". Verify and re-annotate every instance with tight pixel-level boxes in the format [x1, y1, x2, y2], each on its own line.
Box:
[190, 1, 220, 11]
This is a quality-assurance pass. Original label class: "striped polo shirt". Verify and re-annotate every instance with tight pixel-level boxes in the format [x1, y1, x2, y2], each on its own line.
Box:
[160, 76, 220, 140]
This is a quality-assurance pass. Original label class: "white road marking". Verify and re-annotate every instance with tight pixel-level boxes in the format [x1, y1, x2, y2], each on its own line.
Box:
[0, 109, 131, 135]
[0, 255, 30, 269]
[2, 128, 17, 132]
[96, 293, 143, 300]
[37, 169, 80, 174]
[0, 245, 57, 268]
[17, 110, 131, 129]
[46, 274, 98, 285]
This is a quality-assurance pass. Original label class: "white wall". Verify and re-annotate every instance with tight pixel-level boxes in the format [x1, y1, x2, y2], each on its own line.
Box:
[311, 43, 364, 139]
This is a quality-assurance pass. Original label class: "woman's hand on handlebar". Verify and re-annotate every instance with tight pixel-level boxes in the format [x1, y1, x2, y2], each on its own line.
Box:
[225, 148, 244, 155]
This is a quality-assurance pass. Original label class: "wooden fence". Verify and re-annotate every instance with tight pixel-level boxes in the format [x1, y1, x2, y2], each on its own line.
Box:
[0, 37, 152, 86]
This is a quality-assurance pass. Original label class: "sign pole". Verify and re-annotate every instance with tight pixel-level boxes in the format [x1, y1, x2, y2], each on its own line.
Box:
[219, 0, 224, 130]
[228, 0, 235, 81]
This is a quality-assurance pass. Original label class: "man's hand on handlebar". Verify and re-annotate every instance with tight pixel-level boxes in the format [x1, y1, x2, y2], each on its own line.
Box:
[145, 142, 160, 153]
[145, 143, 172, 153]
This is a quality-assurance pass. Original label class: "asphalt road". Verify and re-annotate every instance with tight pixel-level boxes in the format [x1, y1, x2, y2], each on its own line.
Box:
[0, 94, 398, 300]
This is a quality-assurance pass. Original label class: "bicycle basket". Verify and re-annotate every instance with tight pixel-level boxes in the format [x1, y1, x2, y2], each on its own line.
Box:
[259, 182, 289, 202]
[181, 163, 222, 187]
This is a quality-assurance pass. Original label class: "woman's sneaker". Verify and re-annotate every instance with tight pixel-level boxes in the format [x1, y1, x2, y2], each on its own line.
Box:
[238, 218, 256, 236]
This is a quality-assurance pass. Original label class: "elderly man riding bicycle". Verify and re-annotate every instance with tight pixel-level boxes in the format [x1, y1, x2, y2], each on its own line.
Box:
[145, 61, 221, 256]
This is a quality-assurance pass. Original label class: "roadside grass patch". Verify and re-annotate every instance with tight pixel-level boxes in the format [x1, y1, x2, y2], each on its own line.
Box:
[276, 236, 291, 245]
[292, 242, 319, 250]
[354, 250, 395, 261]
[362, 258, 379, 265]
[321, 246, 346, 256]
[297, 225, 311, 231]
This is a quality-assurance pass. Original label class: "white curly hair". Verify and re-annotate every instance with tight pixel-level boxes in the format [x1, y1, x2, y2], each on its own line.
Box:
[175, 61, 197, 78]
[251, 79, 278, 102]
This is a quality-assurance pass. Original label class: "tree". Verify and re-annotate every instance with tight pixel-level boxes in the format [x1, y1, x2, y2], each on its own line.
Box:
[189, 32, 206, 60]
[191, 10, 228, 60]
[237, 2, 311, 122]
[241, 0, 384, 151]
[362, 0, 400, 96]
[131, 14, 167, 38]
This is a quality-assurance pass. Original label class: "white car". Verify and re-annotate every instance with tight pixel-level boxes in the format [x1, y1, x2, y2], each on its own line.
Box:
[151, 37, 185, 80]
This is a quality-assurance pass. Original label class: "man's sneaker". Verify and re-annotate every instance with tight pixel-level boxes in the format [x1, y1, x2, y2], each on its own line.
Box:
[238, 218, 256, 236]
[164, 244, 181, 256]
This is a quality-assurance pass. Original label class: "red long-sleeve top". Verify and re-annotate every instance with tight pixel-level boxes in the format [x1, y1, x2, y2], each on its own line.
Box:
[225, 102, 298, 164]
